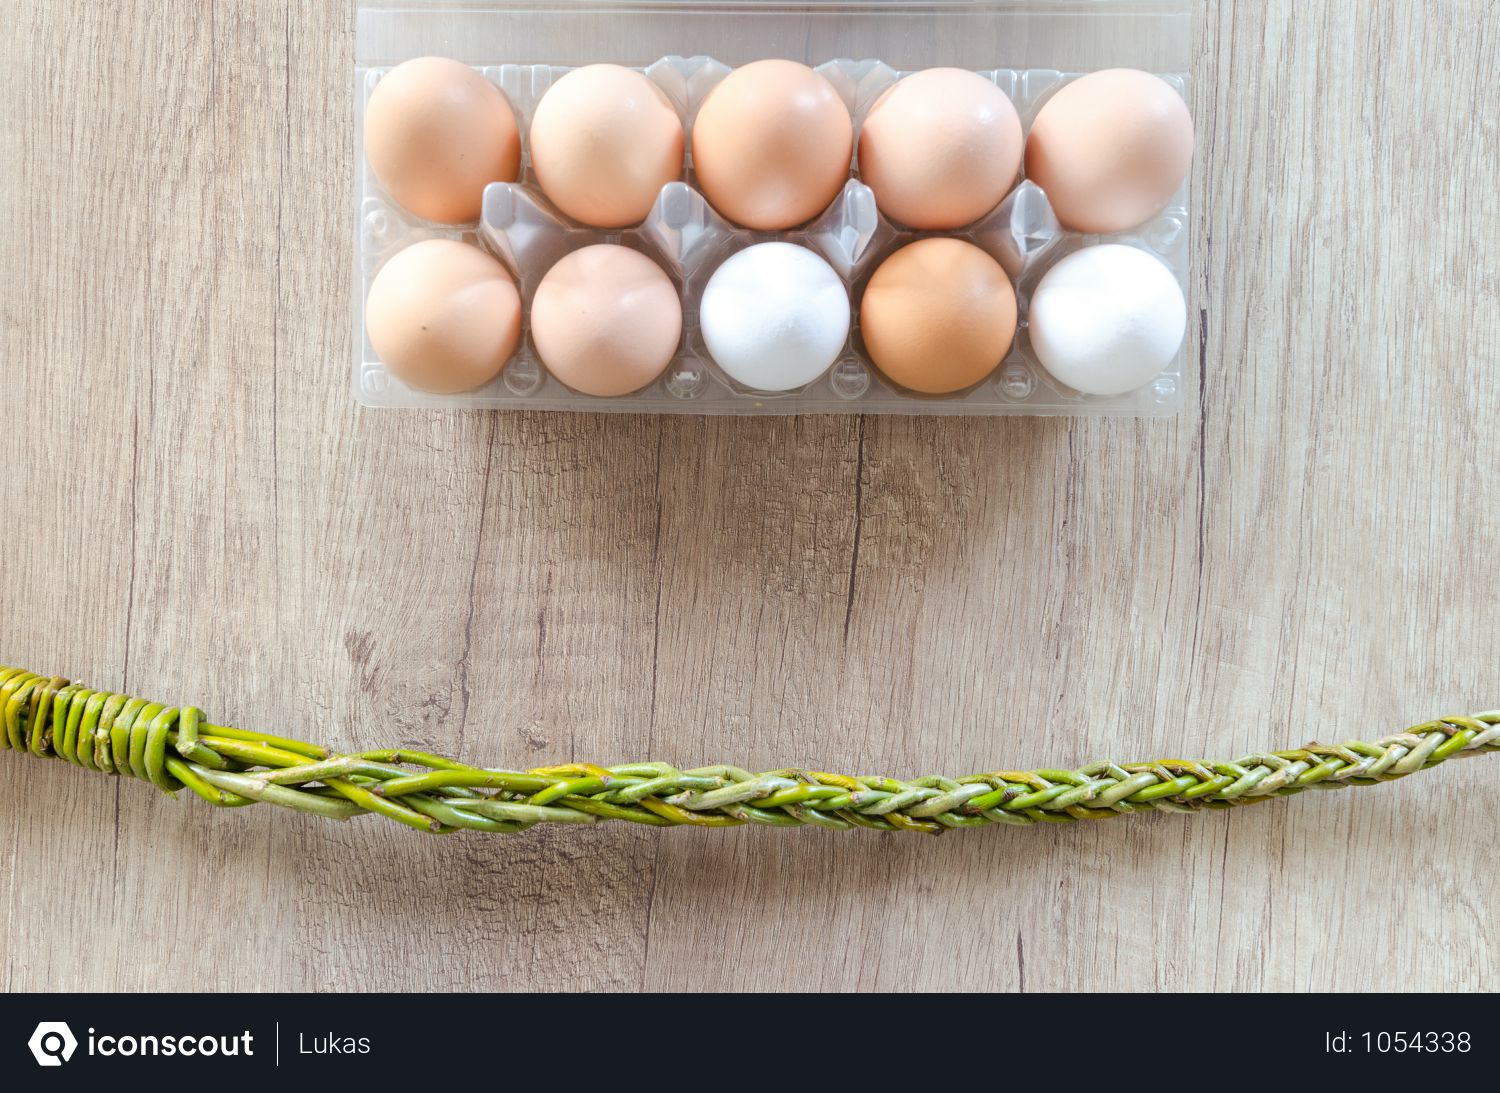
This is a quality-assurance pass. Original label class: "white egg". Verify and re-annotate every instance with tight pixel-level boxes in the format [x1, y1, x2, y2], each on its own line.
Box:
[698, 242, 850, 392]
[1028, 244, 1186, 396]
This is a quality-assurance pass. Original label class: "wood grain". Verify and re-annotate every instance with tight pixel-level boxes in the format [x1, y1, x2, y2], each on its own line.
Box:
[2, 0, 1497, 993]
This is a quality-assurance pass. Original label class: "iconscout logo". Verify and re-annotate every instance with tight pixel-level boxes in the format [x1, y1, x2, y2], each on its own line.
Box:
[29, 1022, 78, 1066]
[27, 1021, 253, 1065]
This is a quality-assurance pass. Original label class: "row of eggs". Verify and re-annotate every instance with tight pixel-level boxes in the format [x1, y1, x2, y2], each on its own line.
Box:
[365, 56, 1194, 236]
[367, 236, 1186, 399]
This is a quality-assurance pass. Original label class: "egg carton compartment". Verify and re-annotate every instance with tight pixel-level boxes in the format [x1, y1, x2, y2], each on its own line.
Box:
[354, 50, 1191, 416]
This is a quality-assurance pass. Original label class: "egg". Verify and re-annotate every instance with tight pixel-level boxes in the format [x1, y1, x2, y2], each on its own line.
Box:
[857, 68, 1023, 230]
[366, 239, 521, 393]
[529, 65, 685, 228]
[699, 242, 850, 391]
[690, 60, 854, 230]
[859, 239, 1016, 395]
[364, 57, 522, 224]
[530, 245, 683, 397]
[1028, 244, 1185, 396]
[1024, 68, 1193, 235]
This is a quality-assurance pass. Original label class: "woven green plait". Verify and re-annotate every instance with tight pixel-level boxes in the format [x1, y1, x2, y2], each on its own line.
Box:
[2, 665, 1496, 834]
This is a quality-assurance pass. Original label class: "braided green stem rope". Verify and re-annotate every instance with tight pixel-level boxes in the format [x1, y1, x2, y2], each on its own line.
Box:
[3, 665, 1497, 834]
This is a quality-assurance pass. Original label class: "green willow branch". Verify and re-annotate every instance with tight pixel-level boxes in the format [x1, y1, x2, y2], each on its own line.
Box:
[3, 665, 1496, 834]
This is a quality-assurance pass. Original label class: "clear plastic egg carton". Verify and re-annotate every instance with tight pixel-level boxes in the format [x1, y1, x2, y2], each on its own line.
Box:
[354, 1, 1192, 417]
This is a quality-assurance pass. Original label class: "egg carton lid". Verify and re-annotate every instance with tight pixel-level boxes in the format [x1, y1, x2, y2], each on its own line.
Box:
[355, 2, 1191, 76]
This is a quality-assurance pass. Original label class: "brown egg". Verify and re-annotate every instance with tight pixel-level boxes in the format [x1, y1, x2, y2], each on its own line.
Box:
[364, 57, 521, 224]
[859, 238, 1016, 395]
[1024, 68, 1193, 234]
[366, 239, 521, 393]
[530, 245, 682, 397]
[857, 68, 1023, 230]
[690, 60, 853, 230]
[529, 65, 685, 228]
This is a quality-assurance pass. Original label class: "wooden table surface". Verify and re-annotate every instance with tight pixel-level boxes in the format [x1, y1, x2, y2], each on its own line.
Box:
[3, 0, 1497, 993]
